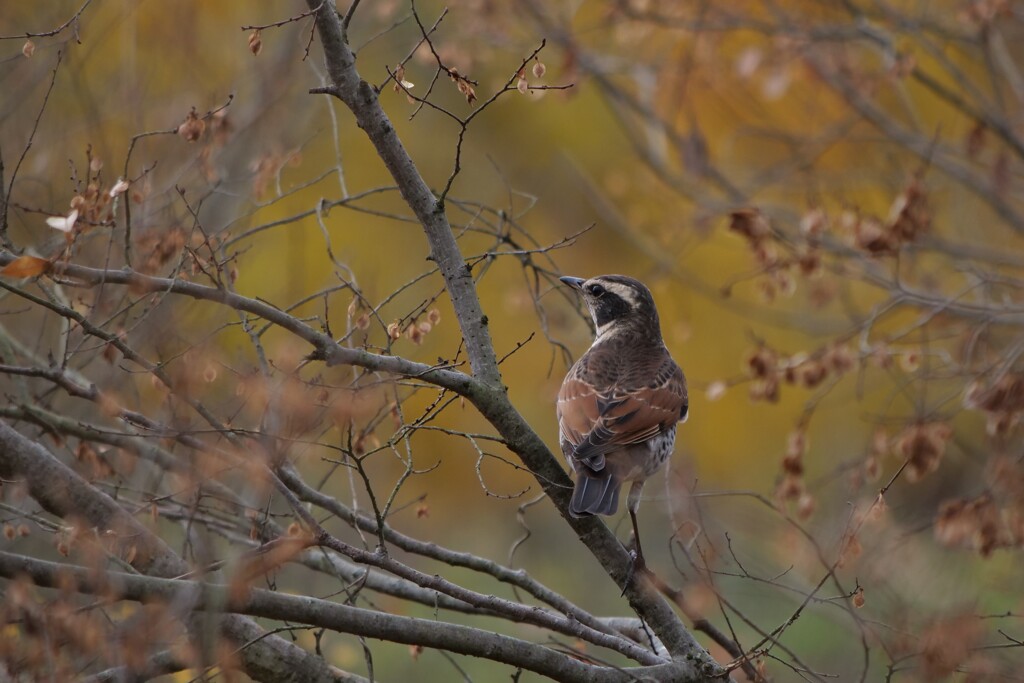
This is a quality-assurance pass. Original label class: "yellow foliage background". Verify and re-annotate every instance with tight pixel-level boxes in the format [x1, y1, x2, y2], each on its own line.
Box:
[3, 1, 1023, 680]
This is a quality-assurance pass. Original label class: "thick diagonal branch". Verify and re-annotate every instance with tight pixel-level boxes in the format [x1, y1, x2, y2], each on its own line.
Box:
[303, 2, 725, 679]
[309, 0, 501, 388]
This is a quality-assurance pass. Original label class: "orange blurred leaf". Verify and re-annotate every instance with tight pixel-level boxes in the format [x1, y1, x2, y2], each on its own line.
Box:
[2, 255, 51, 278]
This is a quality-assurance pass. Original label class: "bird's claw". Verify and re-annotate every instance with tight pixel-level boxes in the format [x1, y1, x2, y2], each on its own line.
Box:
[620, 548, 649, 596]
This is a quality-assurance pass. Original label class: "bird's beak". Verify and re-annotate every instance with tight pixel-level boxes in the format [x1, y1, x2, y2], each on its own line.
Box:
[559, 276, 586, 290]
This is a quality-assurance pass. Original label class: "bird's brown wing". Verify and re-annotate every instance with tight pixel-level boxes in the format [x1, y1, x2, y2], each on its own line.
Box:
[558, 347, 687, 469]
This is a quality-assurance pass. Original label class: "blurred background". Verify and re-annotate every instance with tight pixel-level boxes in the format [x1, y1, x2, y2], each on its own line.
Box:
[3, 1, 1024, 680]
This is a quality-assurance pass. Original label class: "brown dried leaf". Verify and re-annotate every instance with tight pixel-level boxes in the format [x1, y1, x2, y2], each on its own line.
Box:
[965, 373, 1024, 414]
[449, 68, 477, 105]
[746, 345, 777, 378]
[22, 39, 35, 58]
[853, 216, 896, 255]
[799, 208, 826, 237]
[919, 614, 983, 679]
[728, 208, 770, 243]
[2, 255, 50, 278]
[896, 422, 951, 482]
[886, 179, 929, 241]
[935, 494, 1019, 556]
[248, 29, 262, 56]
[177, 109, 206, 142]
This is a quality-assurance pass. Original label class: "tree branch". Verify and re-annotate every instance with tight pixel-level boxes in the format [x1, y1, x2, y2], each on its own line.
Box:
[0, 252, 476, 396]
[0, 551, 683, 683]
[306, 0, 503, 388]
[0, 419, 362, 683]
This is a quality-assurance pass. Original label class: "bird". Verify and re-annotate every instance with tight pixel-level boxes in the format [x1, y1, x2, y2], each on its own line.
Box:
[557, 274, 688, 575]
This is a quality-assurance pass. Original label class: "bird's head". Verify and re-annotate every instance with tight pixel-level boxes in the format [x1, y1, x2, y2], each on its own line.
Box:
[560, 274, 661, 341]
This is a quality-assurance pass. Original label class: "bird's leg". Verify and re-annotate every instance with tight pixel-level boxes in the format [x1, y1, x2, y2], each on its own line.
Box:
[628, 506, 647, 571]
[621, 481, 649, 593]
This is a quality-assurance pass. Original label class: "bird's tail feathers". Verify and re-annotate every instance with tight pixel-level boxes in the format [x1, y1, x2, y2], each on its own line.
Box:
[570, 469, 621, 517]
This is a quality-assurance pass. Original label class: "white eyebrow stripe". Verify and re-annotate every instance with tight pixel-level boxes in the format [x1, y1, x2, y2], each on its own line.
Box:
[602, 281, 638, 306]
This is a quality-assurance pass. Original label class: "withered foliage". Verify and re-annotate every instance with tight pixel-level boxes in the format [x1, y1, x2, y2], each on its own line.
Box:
[176, 108, 206, 143]
[894, 422, 953, 484]
[935, 456, 1024, 556]
[4, 0, 1024, 680]
[917, 613, 986, 680]
[934, 494, 1022, 557]
[745, 341, 856, 405]
[133, 226, 187, 275]
[448, 67, 477, 105]
[966, 373, 1024, 435]
[0, 563, 193, 681]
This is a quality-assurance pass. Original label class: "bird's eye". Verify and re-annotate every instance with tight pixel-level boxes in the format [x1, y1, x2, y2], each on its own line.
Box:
[587, 283, 605, 297]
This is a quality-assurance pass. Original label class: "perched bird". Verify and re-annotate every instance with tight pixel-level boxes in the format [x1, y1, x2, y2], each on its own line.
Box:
[557, 274, 688, 570]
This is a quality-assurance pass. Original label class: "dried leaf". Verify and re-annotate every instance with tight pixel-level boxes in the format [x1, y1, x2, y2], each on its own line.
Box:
[896, 422, 952, 482]
[2, 255, 50, 278]
[248, 29, 262, 56]
[392, 64, 414, 92]
[705, 381, 727, 401]
[22, 39, 35, 58]
[46, 209, 79, 233]
[728, 208, 770, 243]
[177, 109, 205, 142]
[449, 67, 477, 105]
[108, 178, 129, 197]
[796, 492, 815, 519]
[734, 46, 761, 78]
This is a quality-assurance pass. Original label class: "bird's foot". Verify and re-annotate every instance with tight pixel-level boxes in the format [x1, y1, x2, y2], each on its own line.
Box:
[620, 548, 650, 596]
